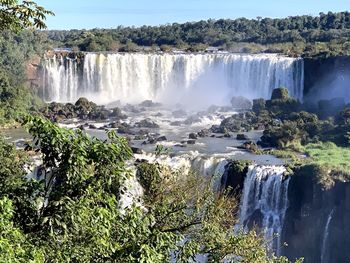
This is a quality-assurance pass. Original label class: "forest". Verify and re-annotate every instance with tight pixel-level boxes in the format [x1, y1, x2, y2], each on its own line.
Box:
[44, 11, 350, 57]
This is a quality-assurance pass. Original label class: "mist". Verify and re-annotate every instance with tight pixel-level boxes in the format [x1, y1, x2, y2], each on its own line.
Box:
[305, 68, 350, 104]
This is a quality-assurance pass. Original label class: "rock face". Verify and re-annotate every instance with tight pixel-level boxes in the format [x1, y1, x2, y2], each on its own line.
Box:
[221, 162, 350, 262]
[220, 160, 251, 195]
[304, 56, 350, 96]
[283, 166, 350, 263]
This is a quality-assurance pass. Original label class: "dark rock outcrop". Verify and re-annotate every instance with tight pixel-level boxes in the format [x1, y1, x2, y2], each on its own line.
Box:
[135, 119, 160, 128]
[41, 97, 127, 122]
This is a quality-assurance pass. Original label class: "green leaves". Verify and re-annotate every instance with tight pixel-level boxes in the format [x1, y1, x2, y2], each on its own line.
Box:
[0, 116, 300, 262]
[0, 0, 54, 32]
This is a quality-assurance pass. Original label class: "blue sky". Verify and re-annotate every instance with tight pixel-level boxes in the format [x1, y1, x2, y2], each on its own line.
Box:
[36, 0, 349, 29]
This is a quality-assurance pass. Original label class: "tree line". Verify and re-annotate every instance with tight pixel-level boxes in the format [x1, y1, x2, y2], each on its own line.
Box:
[43, 11, 350, 56]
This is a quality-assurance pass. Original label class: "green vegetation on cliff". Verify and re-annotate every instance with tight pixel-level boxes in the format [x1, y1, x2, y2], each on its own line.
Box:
[304, 142, 350, 175]
[0, 30, 49, 125]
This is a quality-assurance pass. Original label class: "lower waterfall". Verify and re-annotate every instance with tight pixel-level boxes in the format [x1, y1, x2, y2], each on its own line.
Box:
[41, 53, 304, 106]
[320, 209, 335, 263]
[237, 165, 290, 256]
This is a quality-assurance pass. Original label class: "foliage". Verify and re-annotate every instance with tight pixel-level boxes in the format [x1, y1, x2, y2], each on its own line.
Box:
[0, 116, 300, 262]
[0, 0, 53, 32]
[0, 197, 44, 263]
[0, 29, 50, 125]
[43, 12, 350, 57]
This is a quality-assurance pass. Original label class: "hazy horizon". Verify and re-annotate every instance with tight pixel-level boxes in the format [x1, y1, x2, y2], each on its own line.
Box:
[36, 0, 349, 30]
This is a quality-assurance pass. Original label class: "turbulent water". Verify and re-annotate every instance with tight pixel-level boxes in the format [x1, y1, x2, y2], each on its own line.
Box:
[238, 165, 290, 255]
[41, 53, 304, 105]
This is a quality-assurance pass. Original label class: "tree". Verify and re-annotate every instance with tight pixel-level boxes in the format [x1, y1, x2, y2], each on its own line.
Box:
[0, 116, 300, 262]
[0, 0, 54, 32]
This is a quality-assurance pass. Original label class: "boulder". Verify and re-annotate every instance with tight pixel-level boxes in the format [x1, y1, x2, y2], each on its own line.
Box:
[236, 133, 248, 140]
[238, 141, 260, 153]
[230, 96, 252, 109]
[135, 119, 160, 128]
[139, 100, 162, 107]
[134, 135, 147, 140]
[197, 129, 210, 137]
[156, 136, 167, 142]
[131, 147, 143, 154]
[271, 87, 290, 100]
[252, 98, 266, 113]
[187, 140, 196, 145]
[110, 107, 127, 119]
[189, 133, 198, 140]
[117, 123, 133, 134]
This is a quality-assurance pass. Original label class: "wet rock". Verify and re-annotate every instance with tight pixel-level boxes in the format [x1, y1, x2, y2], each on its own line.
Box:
[271, 87, 289, 100]
[236, 133, 248, 140]
[253, 98, 266, 113]
[174, 144, 186, 148]
[156, 136, 167, 142]
[187, 139, 196, 145]
[134, 135, 147, 140]
[110, 107, 127, 119]
[135, 129, 150, 136]
[237, 141, 260, 153]
[189, 133, 198, 140]
[218, 116, 242, 133]
[230, 96, 252, 110]
[197, 129, 210, 137]
[131, 147, 143, 154]
[88, 124, 97, 129]
[224, 132, 231, 138]
[109, 122, 119, 128]
[135, 119, 160, 128]
[117, 123, 133, 134]
[139, 100, 162, 107]
[123, 104, 141, 113]
[221, 160, 252, 194]
[88, 107, 109, 120]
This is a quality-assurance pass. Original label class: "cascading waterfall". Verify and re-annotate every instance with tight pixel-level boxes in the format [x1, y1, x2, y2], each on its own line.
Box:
[237, 165, 290, 256]
[320, 209, 335, 263]
[41, 53, 304, 105]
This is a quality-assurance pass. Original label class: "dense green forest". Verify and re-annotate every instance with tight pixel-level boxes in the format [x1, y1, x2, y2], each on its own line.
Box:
[45, 11, 350, 57]
[0, 30, 50, 125]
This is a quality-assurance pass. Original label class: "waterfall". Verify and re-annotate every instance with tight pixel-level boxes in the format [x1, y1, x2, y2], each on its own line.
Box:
[41, 53, 304, 105]
[237, 165, 290, 255]
[320, 209, 335, 263]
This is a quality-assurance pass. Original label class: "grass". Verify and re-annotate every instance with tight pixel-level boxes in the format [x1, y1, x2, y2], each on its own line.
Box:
[303, 142, 350, 175]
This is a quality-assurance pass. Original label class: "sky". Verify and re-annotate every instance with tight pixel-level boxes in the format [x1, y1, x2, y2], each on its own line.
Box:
[35, 0, 349, 30]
